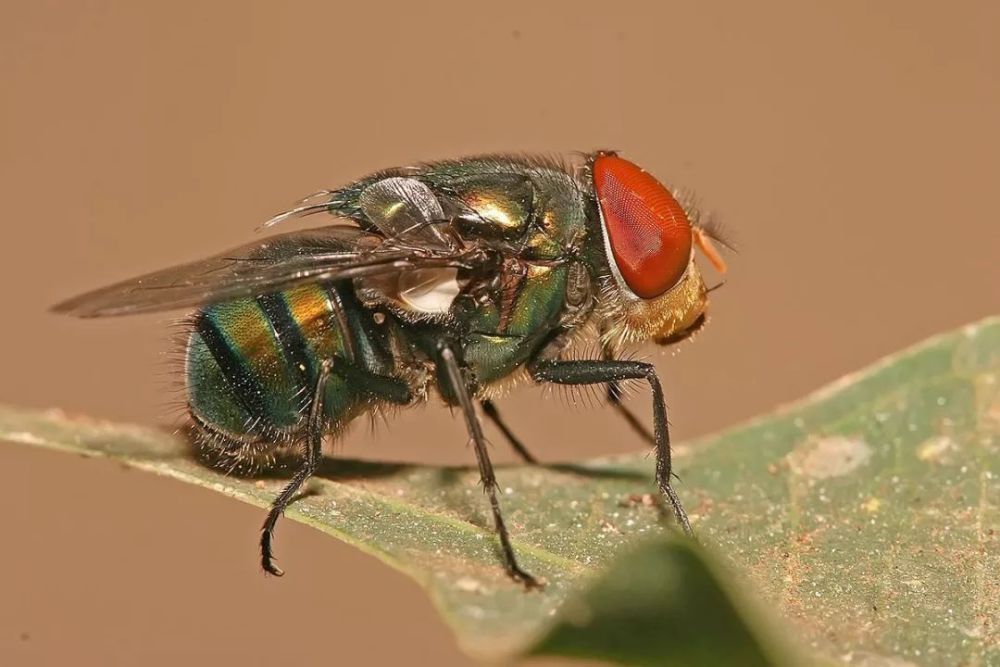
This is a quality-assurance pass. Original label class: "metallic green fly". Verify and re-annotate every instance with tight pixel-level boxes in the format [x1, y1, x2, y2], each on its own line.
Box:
[54, 151, 728, 588]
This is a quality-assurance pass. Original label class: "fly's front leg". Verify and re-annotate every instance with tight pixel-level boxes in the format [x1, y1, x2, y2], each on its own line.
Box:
[260, 359, 333, 576]
[530, 359, 693, 536]
[483, 366, 660, 469]
[440, 347, 541, 588]
[480, 399, 539, 464]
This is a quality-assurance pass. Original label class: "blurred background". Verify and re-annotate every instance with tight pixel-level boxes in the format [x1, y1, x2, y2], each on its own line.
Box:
[1, 2, 997, 665]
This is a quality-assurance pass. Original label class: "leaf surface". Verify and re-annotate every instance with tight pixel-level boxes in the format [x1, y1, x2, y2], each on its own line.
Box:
[2, 317, 997, 665]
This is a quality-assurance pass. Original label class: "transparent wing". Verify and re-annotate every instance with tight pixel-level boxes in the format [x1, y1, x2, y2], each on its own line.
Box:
[53, 227, 482, 318]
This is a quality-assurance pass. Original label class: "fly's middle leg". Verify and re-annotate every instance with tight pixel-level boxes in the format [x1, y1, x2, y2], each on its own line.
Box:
[440, 346, 541, 589]
[480, 399, 539, 464]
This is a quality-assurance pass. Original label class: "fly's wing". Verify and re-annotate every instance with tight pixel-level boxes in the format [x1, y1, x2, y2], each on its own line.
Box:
[53, 227, 483, 318]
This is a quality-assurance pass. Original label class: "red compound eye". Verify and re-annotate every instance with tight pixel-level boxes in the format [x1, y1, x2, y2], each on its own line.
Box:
[593, 154, 693, 299]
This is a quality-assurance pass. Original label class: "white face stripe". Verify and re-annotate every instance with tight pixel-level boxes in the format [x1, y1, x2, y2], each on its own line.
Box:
[595, 189, 642, 302]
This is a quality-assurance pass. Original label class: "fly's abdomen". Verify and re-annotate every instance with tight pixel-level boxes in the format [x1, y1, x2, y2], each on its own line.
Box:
[185, 282, 409, 446]
[186, 297, 306, 440]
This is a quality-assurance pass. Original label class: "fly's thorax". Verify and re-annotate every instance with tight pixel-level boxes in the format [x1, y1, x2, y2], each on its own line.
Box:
[419, 155, 590, 261]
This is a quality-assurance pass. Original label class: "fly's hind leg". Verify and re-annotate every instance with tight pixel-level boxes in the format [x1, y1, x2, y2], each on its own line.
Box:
[260, 359, 332, 576]
[440, 346, 541, 589]
[480, 399, 539, 464]
[529, 359, 693, 536]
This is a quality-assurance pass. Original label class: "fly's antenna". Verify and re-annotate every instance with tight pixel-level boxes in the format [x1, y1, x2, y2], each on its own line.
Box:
[693, 226, 729, 275]
[671, 186, 735, 268]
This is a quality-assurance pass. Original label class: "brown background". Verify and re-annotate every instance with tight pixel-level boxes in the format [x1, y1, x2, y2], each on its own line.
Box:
[1, 2, 998, 665]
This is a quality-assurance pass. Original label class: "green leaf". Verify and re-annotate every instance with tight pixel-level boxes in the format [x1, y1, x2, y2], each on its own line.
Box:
[675, 316, 1000, 666]
[2, 316, 997, 665]
[529, 537, 794, 666]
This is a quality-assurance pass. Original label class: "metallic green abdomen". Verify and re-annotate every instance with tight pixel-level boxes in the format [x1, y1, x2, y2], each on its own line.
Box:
[186, 283, 407, 441]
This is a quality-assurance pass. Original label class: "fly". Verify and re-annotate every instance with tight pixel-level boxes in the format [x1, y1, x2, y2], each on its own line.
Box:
[53, 151, 729, 588]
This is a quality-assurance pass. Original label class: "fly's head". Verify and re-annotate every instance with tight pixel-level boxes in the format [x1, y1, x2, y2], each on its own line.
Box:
[588, 151, 728, 352]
